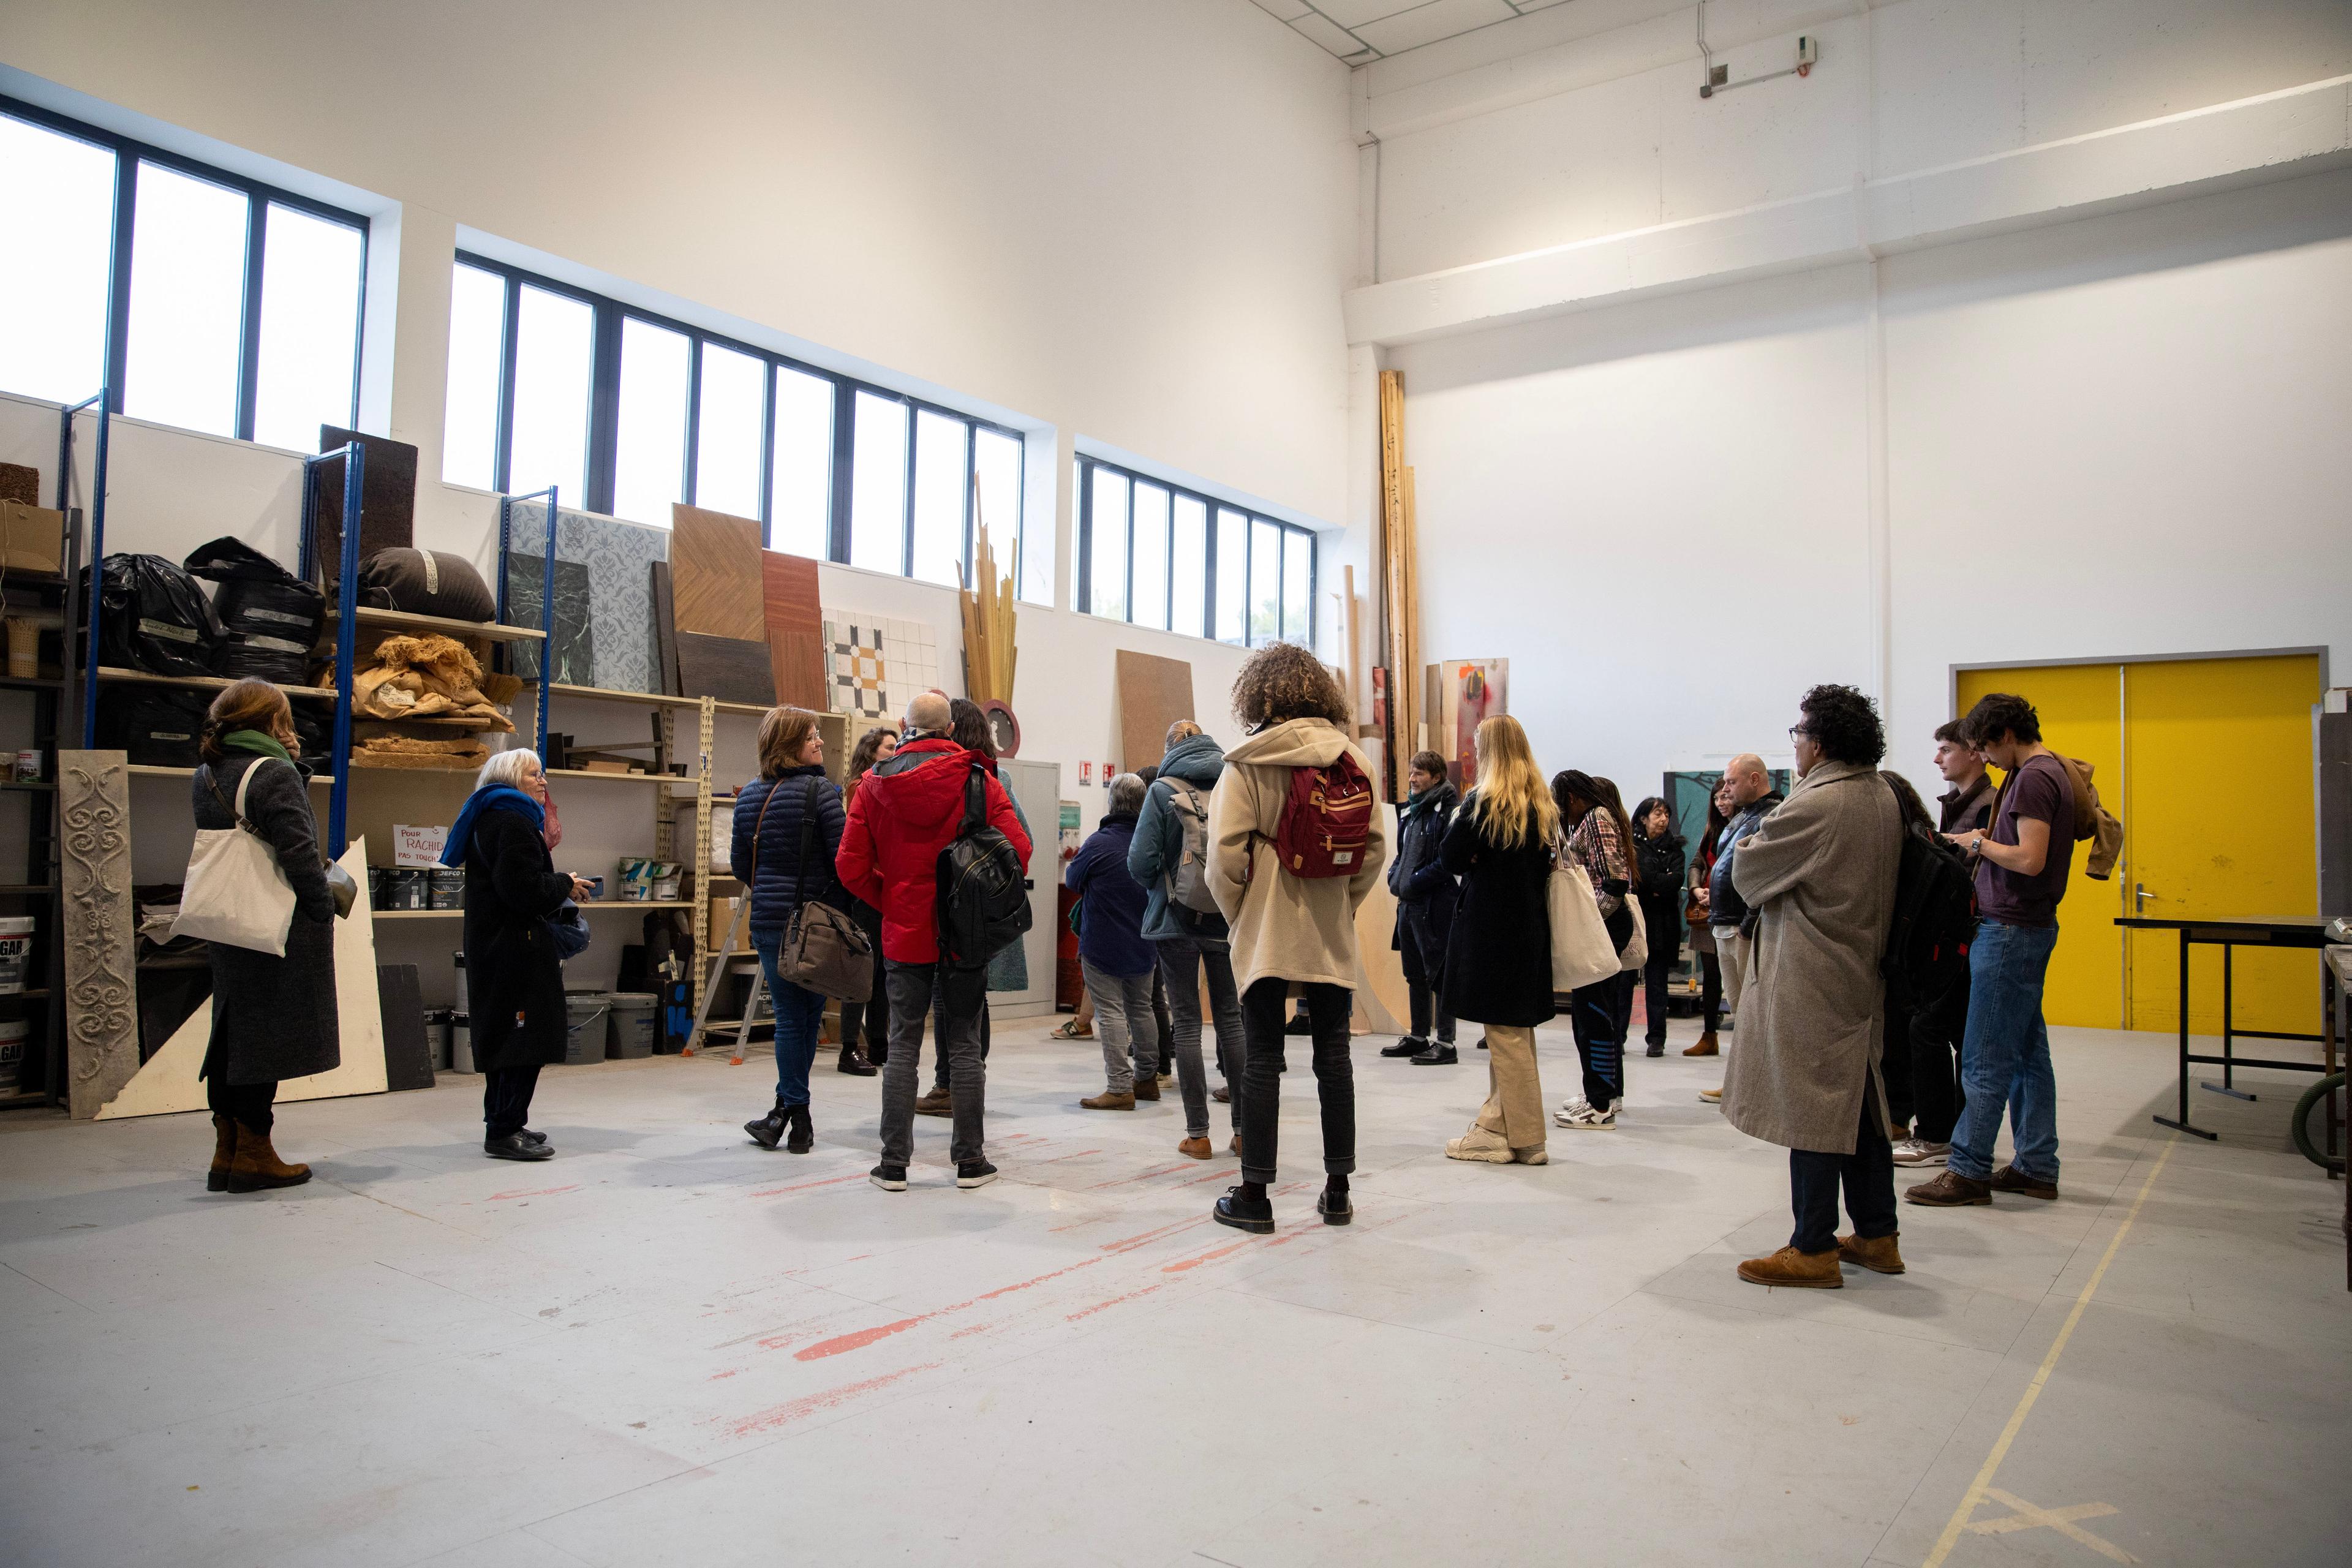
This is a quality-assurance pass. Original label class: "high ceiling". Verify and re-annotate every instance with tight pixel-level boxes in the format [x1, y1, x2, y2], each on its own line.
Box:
[1246, 0, 1575, 66]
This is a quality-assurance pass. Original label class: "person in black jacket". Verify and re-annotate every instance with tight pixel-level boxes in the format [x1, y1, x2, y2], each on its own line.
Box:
[1385, 749, 1462, 1065]
[189, 679, 339, 1192]
[450, 749, 594, 1161]
[836, 724, 899, 1069]
[1438, 717, 1559, 1166]
[733, 706, 847, 1153]
[1631, 796, 1686, 1058]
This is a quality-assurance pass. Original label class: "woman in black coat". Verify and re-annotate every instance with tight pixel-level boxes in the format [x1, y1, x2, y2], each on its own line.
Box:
[1631, 796, 1687, 1058]
[1437, 716, 1558, 1167]
[451, 748, 593, 1161]
[835, 724, 899, 1070]
[190, 679, 339, 1193]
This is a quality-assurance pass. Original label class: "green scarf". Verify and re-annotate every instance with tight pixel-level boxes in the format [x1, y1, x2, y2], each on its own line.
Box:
[221, 729, 293, 764]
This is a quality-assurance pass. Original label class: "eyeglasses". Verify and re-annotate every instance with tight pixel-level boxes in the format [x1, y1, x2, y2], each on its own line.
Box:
[1789, 726, 1812, 741]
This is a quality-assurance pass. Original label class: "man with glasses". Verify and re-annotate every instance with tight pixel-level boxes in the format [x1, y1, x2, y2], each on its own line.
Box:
[1698, 752, 1782, 1105]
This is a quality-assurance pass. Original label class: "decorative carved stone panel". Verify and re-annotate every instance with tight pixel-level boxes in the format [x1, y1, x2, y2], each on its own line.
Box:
[59, 751, 138, 1118]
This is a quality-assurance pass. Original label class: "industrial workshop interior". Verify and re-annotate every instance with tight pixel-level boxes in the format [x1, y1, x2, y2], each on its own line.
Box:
[0, 2, 2346, 1565]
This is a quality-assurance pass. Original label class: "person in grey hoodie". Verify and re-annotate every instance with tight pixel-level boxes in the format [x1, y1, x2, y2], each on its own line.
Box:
[1129, 720, 1245, 1159]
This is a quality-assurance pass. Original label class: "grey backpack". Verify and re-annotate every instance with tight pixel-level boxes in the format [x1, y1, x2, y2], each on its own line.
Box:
[1164, 780, 1222, 915]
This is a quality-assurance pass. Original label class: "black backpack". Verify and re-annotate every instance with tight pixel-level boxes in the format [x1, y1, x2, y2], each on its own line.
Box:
[935, 764, 1032, 970]
[1883, 787, 1976, 1016]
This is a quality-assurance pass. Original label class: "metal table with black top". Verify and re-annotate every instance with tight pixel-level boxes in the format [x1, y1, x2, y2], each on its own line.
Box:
[2326, 946, 2351, 1289]
[2114, 914, 2339, 1141]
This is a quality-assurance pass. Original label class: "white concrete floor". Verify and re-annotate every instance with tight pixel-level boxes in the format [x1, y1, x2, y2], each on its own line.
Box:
[1, 1014, 2345, 1568]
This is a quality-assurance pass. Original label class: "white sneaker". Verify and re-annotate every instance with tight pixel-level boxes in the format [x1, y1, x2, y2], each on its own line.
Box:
[1891, 1139, 1950, 1166]
[1559, 1095, 1591, 1116]
[1556, 1102, 1616, 1131]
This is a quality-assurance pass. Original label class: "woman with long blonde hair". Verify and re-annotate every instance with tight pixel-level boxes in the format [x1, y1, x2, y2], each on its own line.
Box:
[1436, 715, 1558, 1164]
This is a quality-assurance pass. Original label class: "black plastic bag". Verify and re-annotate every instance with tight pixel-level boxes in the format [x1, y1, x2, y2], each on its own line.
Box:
[82, 554, 226, 677]
[184, 537, 323, 685]
[98, 688, 211, 767]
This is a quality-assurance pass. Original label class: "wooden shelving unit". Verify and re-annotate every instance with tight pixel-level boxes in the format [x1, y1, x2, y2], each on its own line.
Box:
[97, 666, 337, 700]
[326, 606, 547, 643]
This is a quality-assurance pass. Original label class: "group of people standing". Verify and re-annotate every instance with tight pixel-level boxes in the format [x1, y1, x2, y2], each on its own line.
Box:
[189, 655, 2079, 1287]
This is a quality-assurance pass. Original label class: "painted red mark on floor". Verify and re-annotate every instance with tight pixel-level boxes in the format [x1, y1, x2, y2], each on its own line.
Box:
[794, 1256, 1106, 1360]
[1100, 1216, 1212, 1253]
[488, 1185, 580, 1201]
[1048, 1215, 1114, 1234]
[749, 1172, 867, 1199]
[720, 1362, 941, 1438]
[1162, 1238, 1257, 1273]
[708, 1368, 740, 1381]
[1066, 1284, 1164, 1322]
[1087, 1162, 1194, 1190]
[1028, 1149, 1104, 1166]
[1174, 1168, 1235, 1188]
[949, 1322, 997, 1340]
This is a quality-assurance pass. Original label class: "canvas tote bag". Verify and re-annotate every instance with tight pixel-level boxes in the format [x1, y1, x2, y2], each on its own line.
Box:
[1617, 895, 1648, 973]
[769, 779, 876, 1003]
[1549, 856, 1621, 993]
[175, 756, 299, 957]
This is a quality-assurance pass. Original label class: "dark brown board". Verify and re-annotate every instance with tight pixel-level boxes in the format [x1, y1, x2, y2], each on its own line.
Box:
[676, 631, 777, 709]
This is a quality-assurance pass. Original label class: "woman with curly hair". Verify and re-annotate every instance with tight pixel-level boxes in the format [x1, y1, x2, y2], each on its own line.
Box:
[1204, 643, 1385, 1234]
[1553, 768, 1637, 1129]
[1435, 715, 1558, 1164]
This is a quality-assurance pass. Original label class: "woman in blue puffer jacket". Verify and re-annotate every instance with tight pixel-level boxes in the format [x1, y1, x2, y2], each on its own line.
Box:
[731, 706, 845, 1153]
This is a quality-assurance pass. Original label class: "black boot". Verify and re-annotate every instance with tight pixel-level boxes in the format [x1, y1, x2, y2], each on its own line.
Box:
[744, 1101, 788, 1150]
[837, 1046, 876, 1077]
[784, 1102, 814, 1154]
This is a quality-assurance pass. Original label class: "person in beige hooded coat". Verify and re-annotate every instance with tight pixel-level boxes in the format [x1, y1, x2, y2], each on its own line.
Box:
[1204, 644, 1386, 1235]
[1724, 684, 1906, 1289]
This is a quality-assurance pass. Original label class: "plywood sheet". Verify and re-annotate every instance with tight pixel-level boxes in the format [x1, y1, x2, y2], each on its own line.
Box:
[676, 631, 777, 709]
[670, 503, 766, 643]
[651, 560, 682, 696]
[763, 551, 827, 709]
[99, 839, 390, 1119]
[1114, 649, 1194, 776]
[313, 426, 417, 575]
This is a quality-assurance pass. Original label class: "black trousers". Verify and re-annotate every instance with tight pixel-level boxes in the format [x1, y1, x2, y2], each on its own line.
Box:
[1789, 1091, 1897, 1253]
[1238, 978, 1354, 1185]
[1698, 950, 1722, 1034]
[483, 1065, 542, 1140]
[1567, 979, 1624, 1108]
[206, 1074, 276, 1135]
[1398, 907, 1455, 1043]
[1642, 946, 1678, 1047]
[838, 924, 890, 1062]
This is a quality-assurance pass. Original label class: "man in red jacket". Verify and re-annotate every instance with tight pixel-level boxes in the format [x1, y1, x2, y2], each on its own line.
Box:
[837, 691, 1032, 1193]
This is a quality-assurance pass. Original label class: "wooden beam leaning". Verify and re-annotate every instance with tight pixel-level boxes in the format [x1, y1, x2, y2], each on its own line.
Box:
[1377, 369, 1411, 798]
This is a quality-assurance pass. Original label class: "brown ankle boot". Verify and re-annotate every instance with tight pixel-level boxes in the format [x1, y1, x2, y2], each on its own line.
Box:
[206, 1114, 237, 1191]
[1836, 1232, 1906, 1275]
[1736, 1245, 1843, 1288]
[1133, 1076, 1161, 1102]
[1683, 1033, 1719, 1057]
[225, 1126, 312, 1193]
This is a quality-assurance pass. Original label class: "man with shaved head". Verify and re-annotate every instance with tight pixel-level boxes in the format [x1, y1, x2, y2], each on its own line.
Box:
[1699, 752, 1783, 1104]
[837, 688, 1032, 1193]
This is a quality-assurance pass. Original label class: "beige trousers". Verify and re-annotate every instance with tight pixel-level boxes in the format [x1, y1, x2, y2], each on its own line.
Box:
[1473, 1024, 1546, 1152]
[1718, 930, 1753, 1023]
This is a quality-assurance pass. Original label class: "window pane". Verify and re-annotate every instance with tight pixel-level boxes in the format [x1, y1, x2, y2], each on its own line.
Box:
[1170, 494, 1206, 638]
[1250, 518, 1280, 646]
[1215, 507, 1247, 644]
[695, 342, 764, 519]
[1282, 527, 1313, 647]
[508, 284, 593, 501]
[975, 429, 1030, 599]
[441, 263, 505, 489]
[251, 205, 362, 450]
[1088, 466, 1128, 621]
[1130, 482, 1169, 631]
[910, 410, 967, 588]
[770, 366, 832, 557]
[850, 390, 908, 573]
[0, 115, 115, 404]
[612, 317, 689, 525]
[124, 161, 248, 436]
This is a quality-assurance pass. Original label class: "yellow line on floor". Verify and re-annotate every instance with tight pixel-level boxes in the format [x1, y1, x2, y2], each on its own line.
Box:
[1920, 1136, 2179, 1568]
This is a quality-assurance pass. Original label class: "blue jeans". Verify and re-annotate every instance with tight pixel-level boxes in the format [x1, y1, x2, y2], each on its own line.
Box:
[754, 934, 827, 1108]
[1948, 918, 2060, 1183]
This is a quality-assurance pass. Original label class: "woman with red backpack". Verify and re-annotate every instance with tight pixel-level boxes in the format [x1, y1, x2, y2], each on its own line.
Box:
[1204, 644, 1386, 1235]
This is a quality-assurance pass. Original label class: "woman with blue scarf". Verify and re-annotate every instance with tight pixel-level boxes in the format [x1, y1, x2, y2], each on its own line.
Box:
[450, 749, 594, 1160]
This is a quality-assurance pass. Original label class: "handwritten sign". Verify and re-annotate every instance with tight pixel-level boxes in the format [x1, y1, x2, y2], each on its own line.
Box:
[396, 823, 450, 868]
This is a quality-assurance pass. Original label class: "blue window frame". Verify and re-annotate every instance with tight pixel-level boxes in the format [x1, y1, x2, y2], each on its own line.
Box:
[1074, 454, 1315, 649]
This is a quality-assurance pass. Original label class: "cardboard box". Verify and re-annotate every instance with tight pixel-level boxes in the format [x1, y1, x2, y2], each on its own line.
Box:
[0, 502, 64, 576]
[709, 894, 752, 952]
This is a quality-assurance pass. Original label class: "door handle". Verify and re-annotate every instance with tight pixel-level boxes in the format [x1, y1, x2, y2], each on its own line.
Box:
[2134, 881, 2162, 912]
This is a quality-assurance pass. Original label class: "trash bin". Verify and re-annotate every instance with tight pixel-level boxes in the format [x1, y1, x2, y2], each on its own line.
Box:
[563, 992, 612, 1065]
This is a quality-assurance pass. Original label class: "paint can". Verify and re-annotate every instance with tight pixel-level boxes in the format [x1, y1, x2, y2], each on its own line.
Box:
[0, 916, 35, 993]
[448, 1013, 474, 1074]
[606, 993, 657, 1059]
[427, 868, 465, 910]
[378, 869, 431, 910]
[615, 857, 654, 901]
[12, 749, 40, 783]
[649, 861, 682, 901]
[562, 991, 611, 1065]
[0, 1018, 26, 1095]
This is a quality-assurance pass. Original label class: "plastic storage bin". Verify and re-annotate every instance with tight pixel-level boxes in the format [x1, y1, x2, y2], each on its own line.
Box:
[606, 993, 657, 1058]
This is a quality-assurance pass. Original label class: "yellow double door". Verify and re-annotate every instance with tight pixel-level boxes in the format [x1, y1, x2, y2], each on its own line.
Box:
[1954, 654, 2320, 1035]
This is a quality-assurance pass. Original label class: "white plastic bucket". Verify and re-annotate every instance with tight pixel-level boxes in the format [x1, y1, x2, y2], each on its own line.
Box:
[0, 916, 34, 994]
[0, 1018, 25, 1095]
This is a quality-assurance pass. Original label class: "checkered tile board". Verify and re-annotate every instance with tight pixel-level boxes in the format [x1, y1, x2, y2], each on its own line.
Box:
[822, 612, 940, 722]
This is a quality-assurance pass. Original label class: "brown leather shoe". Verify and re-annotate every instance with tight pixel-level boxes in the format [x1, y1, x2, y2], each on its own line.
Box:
[1736, 1245, 1842, 1288]
[1904, 1169, 1992, 1207]
[1836, 1232, 1906, 1274]
[1990, 1164, 2058, 1200]
[224, 1126, 311, 1193]
[912, 1087, 952, 1118]
[1177, 1136, 1213, 1159]
[1081, 1090, 1136, 1110]
[1683, 1033, 1719, 1057]
[1229, 1133, 1243, 1155]
[1212, 1084, 1231, 1103]
[1134, 1076, 1161, 1102]
[207, 1114, 236, 1192]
